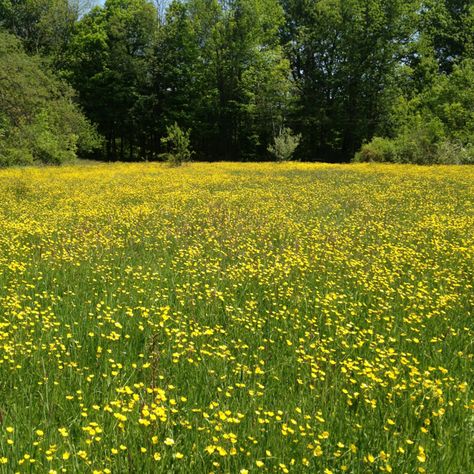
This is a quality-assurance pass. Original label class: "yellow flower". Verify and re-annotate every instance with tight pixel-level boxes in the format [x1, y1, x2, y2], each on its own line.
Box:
[417, 447, 426, 463]
[164, 437, 175, 446]
[217, 446, 227, 456]
[205, 445, 216, 455]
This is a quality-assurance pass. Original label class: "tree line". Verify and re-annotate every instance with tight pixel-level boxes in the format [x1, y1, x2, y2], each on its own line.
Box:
[0, 0, 473, 165]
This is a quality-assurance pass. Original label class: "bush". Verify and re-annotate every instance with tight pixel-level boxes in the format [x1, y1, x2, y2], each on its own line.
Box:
[0, 144, 34, 167]
[355, 118, 449, 164]
[354, 137, 397, 163]
[396, 118, 445, 164]
[268, 127, 301, 162]
[435, 141, 474, 165]
[159, 123, 194, 166]
[355, 135, 474, 165]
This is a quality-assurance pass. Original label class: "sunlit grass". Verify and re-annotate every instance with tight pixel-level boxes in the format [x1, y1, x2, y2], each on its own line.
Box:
[0, 162, 472, 473]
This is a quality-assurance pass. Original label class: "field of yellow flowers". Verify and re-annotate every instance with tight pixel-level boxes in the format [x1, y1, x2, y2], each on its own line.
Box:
[0, 162, 472, 473]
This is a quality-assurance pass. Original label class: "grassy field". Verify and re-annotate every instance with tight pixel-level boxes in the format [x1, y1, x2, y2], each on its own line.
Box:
[0, 162, 472, 474]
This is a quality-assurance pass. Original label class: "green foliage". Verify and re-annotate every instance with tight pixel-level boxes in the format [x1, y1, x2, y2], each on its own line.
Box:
[0, 30, 100, 166]
[1, 0, 473, 164]
[282, 0, 419, 161]
[206, 0, 293, 160]
[435, 140, 474, 165]
[394, 118, 445, 164]
[159, 122, 194, 166]
[355, 59, 474, 164]
[65, 0, 157, 161]
[150, 0, 294, 161]
[267, 127, 301, 162]
[150, 0, 206, 153]
[418, 0, 474, 74]
[356, 135, 474, 165]
[354, 137, 397, 163]
[0, 0, 77, 58]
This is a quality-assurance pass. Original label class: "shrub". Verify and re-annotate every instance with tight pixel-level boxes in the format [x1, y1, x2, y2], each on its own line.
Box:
[0, 144, 34, 167]
[355, 119, 448, 164]
[355, 135, 473, 165]
[159, 123, 194, 166]
[354, 137, 397, 163]
[435, 141, 474, 165]
[395, 118, 445, 164]
[268, 127, 301, 162]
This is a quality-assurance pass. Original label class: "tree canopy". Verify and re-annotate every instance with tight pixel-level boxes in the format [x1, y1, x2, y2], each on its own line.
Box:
[0, 0, 473, 164]
[0, 30, 99, 166]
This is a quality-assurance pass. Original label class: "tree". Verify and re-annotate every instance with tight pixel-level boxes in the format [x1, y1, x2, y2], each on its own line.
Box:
[159, 122, 194, 165]
[281, 0, 419, 162]
[147, 0, 294, 161]
[419, 0, 474, 74]
[2, 0, 472, 166]
[150, 0, 208, 157]
[205, 0, 294, 160]
[355, 59, 474, 164]
[268, 127, 301, 162]
[66, 0, 158, 160]
[0, 0, 78, 61]
[0, 30, 99, 166]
